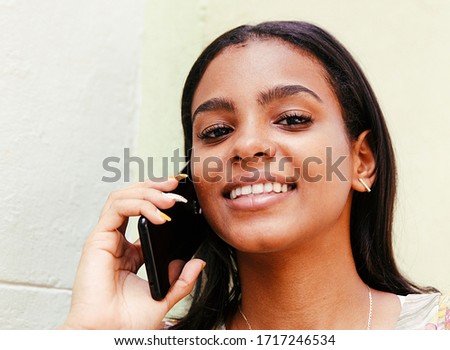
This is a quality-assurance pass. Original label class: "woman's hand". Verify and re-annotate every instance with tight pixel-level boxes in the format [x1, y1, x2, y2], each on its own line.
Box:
[59, 178, 205, 329]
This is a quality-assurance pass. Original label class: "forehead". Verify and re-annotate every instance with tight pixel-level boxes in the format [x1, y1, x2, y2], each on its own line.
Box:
[192, 38, 337, 110]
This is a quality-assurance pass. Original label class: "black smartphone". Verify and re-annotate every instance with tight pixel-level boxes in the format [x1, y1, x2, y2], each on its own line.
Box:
[137, 175, 208, 300]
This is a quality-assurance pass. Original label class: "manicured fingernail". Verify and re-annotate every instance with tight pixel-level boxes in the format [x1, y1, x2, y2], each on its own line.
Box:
[162, 192, 188, 203]
[169, 173, 188, 181]
[156, 209, 171, 222]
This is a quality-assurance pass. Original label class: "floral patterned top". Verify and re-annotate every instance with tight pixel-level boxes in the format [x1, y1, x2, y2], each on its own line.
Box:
[396, 293, 450, 330]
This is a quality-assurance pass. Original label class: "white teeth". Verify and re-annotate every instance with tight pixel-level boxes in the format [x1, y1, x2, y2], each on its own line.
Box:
[229, 182, 292, 199]
[241, 185, 252, 195]
[264, 183, 273, 192]
[252, 183, 264, 194]
[273, 183, 281, 193]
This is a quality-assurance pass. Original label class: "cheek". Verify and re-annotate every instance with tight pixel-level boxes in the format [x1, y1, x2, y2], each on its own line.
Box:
[191, 155, 225, 223]
[193, 179, 228, 241]
[295, 136, 354, 223]
[191, 145, 228, 182]
[299, 145, 353, 185]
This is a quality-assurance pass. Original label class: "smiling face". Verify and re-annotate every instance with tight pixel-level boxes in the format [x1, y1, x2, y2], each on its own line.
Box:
[190, 39, 356, 253]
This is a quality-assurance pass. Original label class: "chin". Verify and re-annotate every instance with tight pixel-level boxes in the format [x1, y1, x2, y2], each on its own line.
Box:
[212, 217, 306, 253]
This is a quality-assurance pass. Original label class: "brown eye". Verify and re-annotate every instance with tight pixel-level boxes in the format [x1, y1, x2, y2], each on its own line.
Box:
[197, 124, 233, 140]
[277, 113, 312, 126]
[276, 113, 313, 128]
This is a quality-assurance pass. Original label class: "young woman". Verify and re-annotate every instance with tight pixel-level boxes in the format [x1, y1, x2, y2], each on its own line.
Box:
[60, 21, 448, 330]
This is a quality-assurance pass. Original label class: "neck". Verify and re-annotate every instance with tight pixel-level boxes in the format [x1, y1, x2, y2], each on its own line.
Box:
[230, 227, 370, 330]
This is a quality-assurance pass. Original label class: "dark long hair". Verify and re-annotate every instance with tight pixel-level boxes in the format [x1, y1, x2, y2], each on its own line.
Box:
[173, 21, 434, 329]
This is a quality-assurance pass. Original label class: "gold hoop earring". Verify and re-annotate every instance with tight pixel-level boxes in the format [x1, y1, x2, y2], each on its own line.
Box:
[358, 178, 371, 192]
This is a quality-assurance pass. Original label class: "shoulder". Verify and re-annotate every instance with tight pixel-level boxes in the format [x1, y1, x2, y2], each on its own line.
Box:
[396, 292, 450, 330]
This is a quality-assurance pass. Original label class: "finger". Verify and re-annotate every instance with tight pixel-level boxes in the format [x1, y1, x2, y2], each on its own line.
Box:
[117, 218, 129, 237]
[163, 259, 206, 311]
[83, 232, 143, 277]
[122, 239, 145, 274]
[84, 229, 129, 261]
[131, 238, 144, 273]
[100, 186, 181, 217]
[99, 178, 179, 216]
[168, 259, 185, 285]
[95, 199, 170, 233]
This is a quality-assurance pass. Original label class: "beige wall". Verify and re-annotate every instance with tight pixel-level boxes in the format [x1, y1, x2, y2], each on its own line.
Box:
[140, 0, 450, 291]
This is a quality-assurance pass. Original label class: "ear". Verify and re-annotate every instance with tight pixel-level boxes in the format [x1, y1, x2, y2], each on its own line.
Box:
[351, 130, 376, 193]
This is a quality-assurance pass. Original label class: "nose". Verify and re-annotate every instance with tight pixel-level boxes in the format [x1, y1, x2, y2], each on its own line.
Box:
[231, 123, 276, 161]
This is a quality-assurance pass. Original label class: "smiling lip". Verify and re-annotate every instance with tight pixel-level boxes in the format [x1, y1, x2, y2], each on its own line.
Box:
[229, 182, 293, 200]
[223, 174, 297, 211]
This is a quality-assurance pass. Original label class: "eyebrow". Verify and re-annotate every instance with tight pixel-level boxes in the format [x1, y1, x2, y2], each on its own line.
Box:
[192, 97, 236, 122]
[192, 84, 322, 122]
[258, 84, 322, 105]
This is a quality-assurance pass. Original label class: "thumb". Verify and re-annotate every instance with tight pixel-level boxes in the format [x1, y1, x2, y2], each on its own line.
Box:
[163, 258, 206, 310]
